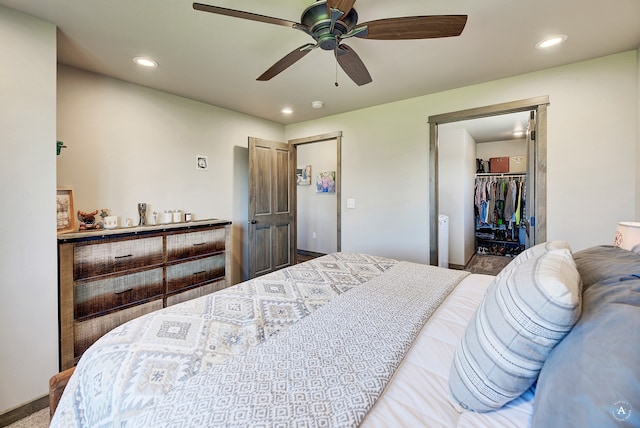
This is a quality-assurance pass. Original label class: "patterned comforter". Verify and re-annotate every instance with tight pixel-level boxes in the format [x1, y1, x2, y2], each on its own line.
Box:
[51, 252, 468, 427]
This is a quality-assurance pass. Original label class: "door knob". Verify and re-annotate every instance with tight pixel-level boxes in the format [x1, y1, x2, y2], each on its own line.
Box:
[249, 220, 257, 224]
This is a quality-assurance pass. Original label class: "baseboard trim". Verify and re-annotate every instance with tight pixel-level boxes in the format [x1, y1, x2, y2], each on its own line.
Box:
[447, 263, 465, 270]
[296, 249, 325, 257]
[0, 395, 48, 427]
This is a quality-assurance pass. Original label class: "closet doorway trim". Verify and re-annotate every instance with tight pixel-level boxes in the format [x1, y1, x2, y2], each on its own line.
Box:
[428, 96, 549, 266]
[289, 131, 342, 262]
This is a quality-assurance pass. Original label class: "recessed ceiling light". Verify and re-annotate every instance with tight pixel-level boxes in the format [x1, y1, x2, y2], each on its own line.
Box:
[311, 101, 324, 109]
[133, 56, 158, 68]
[535, 35, 568, 49]
[281, 108, 293, 115]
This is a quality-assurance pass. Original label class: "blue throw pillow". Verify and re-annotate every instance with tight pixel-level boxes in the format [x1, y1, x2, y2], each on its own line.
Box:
[532, 247, 640, 427]
[573, 245, 640, 291]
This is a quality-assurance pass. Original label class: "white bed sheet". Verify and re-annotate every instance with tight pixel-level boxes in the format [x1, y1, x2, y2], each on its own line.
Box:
[362, 273, 535, 428]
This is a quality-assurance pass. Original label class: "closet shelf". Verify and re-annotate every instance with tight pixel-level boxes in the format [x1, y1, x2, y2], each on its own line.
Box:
[476, 237, 523, 245]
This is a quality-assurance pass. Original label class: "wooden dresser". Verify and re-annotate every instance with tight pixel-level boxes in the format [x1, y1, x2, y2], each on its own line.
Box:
[57, 219, 231, 370]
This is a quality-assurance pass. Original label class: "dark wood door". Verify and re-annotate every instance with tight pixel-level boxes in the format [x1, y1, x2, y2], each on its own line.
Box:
[248, 137, 295, 278]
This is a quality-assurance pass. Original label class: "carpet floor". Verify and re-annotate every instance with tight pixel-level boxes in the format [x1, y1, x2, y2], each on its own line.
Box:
[6, 408, 49, 428]
[465, 253, 513, 276]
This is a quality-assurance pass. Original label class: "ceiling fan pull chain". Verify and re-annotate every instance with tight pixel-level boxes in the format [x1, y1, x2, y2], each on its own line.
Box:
[334, 47, 339, 86]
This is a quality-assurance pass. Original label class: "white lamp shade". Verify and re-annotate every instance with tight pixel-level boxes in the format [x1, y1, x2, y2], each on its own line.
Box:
[614, 221, 640, 251]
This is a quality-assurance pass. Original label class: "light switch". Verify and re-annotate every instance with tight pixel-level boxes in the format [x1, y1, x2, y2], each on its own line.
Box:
[347, 198, 356, 209]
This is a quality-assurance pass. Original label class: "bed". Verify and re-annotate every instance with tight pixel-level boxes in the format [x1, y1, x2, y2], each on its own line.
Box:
[50, 245, 640, 427]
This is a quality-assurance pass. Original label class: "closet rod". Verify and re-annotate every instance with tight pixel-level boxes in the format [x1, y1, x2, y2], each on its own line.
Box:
[476, 173, 526, 178]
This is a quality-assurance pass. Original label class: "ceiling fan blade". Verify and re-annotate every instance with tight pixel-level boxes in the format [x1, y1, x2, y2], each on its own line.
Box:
[326, 0, 356, 19]
[335, 44, 372, 86]
[193, 3, 299, 28]
[357, 15, 468, 40]
[257, 44, 316, 81]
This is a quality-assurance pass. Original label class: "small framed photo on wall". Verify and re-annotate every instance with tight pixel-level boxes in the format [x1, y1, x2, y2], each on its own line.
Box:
[196, 155, 208, 171]
[297, 165, 311, 186]
[316, 171, 336, 193]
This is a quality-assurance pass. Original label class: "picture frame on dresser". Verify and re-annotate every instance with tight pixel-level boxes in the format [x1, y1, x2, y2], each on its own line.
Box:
[56, 188, 75, 234]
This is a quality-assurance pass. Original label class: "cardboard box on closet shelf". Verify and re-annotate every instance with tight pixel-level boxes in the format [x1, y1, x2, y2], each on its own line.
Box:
[509, 156, 527, 173]
[490, 157, 509, 173]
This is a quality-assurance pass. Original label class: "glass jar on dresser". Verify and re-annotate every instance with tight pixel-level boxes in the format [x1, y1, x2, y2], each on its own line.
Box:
[57, 219, 231, 370]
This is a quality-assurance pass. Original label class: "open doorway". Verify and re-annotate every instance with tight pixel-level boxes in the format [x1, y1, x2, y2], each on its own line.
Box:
[439, 111, 531, 273]
[290, 132, 342, 263]
[428, 97, 549, 268]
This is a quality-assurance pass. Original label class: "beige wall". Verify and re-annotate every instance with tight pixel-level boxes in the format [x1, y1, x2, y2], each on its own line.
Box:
[296, 140, 338, 254]
[57, 65, 286, 283]
[0, 5, 58, 414]
[476, 139, 527, 160]
[438, 128, 477, 266]
[286, 51, 639, 260]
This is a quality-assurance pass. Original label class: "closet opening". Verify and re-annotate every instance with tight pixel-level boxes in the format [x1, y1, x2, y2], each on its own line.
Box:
[428, 96, 549, 270]
[290, 132, 342, 264]
[471, 171, 528, 273]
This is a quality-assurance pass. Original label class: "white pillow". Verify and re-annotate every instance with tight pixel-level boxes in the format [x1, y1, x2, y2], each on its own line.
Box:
[449, 247, 582, 412]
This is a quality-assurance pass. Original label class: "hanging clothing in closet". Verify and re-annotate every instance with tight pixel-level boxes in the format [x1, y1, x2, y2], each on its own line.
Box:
[475, 175, 526, 229]
[474, 175, 527, 257]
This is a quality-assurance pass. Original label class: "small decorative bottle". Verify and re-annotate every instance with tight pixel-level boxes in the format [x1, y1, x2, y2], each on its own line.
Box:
[138, 203, 147, 226]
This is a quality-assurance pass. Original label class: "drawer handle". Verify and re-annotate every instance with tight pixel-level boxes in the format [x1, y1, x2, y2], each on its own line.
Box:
[114, 288, 133, 295]
[114, 254, 133, 260]
[193, 242, 207, 247]
[192, 270, 206, 275]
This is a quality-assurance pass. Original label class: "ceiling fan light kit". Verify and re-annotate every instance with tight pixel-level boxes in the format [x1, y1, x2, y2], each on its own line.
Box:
[193, 1, 467, 86]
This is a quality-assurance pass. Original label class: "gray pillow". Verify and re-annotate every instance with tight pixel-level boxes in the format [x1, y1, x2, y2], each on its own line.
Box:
[573, 245, 640, 291]
[533, 247, 640, 427]
[449, 248, 581, 412]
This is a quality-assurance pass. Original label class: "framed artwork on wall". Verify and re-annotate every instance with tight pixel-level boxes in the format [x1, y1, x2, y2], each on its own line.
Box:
[316, 171, 336, 193]
[57, 188, 76, 233]
[297, 165, 312, 186]
[196, 155, 208, 171]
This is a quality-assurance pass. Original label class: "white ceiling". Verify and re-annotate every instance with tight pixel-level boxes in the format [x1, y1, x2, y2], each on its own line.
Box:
[2, 0, 639, 130]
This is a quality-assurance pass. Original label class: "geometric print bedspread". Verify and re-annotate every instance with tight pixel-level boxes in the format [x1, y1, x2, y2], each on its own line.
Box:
[50, 252, 399, 427]
[135, 261, 470, 427]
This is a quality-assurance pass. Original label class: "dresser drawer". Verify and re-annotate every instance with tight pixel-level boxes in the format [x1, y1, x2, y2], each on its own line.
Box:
[74, 268, 164, 320]
[59, 221, 231, 370]
[166, 279, 224, 306]
[166, 254, 225, 293]
[74, 236, 164, 279]
[166, 228, 225, 261]
[74, 299, 162, 363]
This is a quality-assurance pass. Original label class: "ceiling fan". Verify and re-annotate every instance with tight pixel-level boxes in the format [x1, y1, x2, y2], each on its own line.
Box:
[193, 1, 467, 86]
